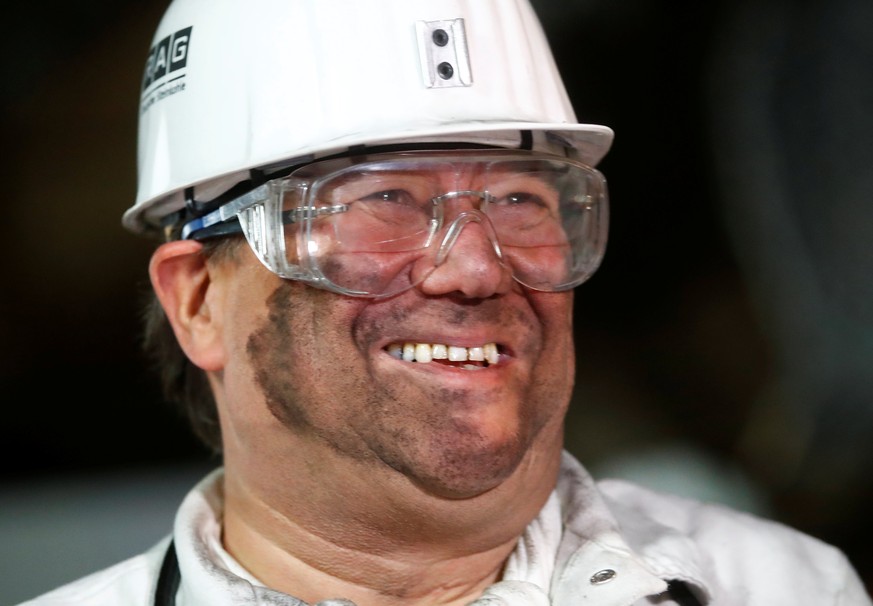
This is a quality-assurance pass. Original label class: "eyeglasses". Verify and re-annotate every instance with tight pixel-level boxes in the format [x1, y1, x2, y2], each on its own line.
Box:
[181, 150, 609, 298]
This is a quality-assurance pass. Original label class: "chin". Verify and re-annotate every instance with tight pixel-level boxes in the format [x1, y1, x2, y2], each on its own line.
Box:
[403, 438, 529, 500]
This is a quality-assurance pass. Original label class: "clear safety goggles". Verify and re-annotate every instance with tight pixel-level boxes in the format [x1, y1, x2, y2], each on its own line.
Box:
[181, 150, 609, 298]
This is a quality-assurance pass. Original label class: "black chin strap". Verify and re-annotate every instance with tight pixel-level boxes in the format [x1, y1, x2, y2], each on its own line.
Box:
[153, 539, 703, 605]
[154, 540, 180, 606]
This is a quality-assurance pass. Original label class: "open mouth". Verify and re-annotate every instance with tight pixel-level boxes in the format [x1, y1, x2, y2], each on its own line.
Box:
[385, 342, 502, 369]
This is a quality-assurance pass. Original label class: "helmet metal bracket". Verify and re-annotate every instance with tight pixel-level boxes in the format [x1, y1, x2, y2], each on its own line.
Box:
[415, 19, 473, 88]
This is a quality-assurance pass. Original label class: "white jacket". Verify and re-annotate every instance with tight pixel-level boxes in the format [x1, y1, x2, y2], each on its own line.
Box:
[17, 451, 871, 605]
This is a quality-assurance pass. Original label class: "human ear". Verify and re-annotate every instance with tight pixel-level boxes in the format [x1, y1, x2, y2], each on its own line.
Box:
[149, 240, 225, 371]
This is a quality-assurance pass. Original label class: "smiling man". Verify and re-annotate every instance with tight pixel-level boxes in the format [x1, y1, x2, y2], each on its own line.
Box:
[18, 0, 872, 605]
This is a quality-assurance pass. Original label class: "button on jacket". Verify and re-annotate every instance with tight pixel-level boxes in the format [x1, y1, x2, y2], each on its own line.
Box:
[18, 451, 872, 605]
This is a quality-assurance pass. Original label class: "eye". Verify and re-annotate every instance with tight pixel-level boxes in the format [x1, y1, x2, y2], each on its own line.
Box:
[500, 192, 547, 207]
[353, 188, 430, 228]
[361, 189, 418, 206]
[487, 172, 561, 213]
[486, 187, 559, 236]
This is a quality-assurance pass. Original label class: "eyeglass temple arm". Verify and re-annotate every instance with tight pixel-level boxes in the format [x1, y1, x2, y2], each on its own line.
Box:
[181, 181, 348, 240]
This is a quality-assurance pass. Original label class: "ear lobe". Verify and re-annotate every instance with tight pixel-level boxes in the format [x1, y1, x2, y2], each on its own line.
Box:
[149, 240, 226, 371]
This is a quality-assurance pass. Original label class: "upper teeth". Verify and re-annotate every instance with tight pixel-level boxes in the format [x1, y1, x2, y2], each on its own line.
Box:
[387, 342, 499, 365]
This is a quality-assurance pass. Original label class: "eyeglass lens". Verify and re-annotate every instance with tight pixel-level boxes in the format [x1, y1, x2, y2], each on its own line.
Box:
[279, 156, 606, 296]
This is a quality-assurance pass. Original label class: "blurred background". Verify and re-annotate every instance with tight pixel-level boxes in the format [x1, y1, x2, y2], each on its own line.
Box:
[1, 0, 871, 602]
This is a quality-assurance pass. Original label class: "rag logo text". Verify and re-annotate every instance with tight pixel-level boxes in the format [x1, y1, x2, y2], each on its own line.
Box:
[141, 26, 192, 114]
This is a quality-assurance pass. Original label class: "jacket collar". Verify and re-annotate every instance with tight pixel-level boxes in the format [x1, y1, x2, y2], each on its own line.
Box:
[555, 452, 713, 604]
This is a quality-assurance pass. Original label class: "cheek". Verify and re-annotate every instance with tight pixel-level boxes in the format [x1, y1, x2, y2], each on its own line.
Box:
[243, 281, 315, 427]
[534, 292, 576, 385]
[535, 287, 573, 334]
[243, 280, 368, 430]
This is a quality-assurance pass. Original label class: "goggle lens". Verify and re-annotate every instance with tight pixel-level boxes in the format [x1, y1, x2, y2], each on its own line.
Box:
[192, 151, 608, 297]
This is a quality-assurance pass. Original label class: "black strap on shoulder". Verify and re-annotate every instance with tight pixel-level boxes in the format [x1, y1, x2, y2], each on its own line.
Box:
[154, 539, 181, 606]
[666, 579, 704, 606]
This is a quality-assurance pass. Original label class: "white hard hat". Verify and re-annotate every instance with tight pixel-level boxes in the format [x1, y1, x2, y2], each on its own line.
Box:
[124, 0, 614, 236]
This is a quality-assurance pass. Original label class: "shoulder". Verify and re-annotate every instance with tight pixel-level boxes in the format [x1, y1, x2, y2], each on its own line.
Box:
[597, 476, 838, 558]
[16, 536, 170, 606]
[597, 478, 870, 604]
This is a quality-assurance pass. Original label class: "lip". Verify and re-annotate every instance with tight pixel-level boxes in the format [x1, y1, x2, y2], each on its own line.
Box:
[378, 351, 512, 380]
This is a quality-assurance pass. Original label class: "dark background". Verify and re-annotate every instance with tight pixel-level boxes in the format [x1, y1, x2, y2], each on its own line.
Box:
[2, 0, 871, 601]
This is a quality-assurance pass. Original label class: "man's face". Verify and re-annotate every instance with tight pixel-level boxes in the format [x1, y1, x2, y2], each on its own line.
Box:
[215, 189, 576, 500]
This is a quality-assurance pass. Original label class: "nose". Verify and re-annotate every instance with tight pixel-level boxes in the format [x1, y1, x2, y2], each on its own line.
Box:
[412, 211, 514, 298]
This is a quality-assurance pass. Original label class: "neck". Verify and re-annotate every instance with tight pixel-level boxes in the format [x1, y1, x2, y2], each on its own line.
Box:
[224, 509, 517, 606]
[221, 445, 561, 606]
